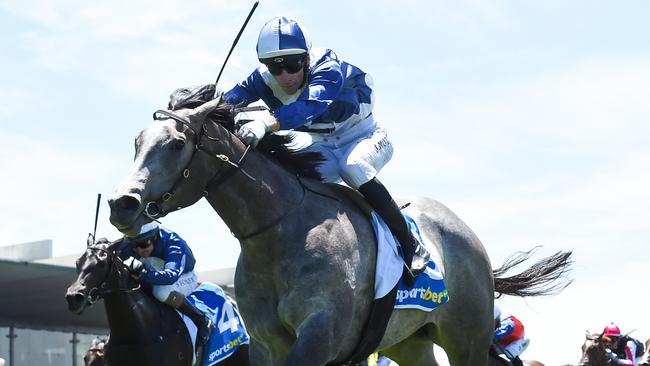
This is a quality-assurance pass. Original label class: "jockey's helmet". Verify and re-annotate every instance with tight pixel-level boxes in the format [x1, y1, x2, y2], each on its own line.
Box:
[257, 16, 311, 63]
[602, 322, 622, 337]
[124, 222, 160, 247]
[493, 304, 501, 320]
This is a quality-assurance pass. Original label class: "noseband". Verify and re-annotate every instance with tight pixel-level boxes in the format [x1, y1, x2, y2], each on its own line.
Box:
[143, 107, 255, 220]
[142, 104, 310, 240]
[80, 246, 141, 306]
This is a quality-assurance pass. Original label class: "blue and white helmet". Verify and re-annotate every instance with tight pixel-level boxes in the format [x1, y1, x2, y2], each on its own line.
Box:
[124, 222, 160, 244]
[256, 16, 311, 62]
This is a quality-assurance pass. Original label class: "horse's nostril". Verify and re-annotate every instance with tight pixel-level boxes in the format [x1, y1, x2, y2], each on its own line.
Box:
[115, 196, 140, 211]
[66, 292, 87, 312]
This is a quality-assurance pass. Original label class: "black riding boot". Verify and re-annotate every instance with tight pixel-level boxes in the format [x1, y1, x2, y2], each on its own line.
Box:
[358, 178, 430, 285]
[178, 298, 213, 345]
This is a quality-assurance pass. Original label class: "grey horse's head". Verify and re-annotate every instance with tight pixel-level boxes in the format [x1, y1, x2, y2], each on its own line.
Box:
[108, 99, 231, 236]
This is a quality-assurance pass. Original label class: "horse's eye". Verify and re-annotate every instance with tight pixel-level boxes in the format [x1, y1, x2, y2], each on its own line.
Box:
[173, 139, 186, 150]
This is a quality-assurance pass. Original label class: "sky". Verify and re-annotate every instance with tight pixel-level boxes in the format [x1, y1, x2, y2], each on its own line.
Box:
[1, 0, 649, 364]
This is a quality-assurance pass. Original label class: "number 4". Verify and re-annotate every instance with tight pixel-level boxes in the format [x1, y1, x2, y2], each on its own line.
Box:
[218, 301, 240, 333]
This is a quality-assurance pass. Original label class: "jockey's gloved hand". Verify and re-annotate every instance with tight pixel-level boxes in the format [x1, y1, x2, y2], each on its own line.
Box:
[236, 119, 273, 148]
[605, 350, 622, 364]
[123, 256, 144, 277]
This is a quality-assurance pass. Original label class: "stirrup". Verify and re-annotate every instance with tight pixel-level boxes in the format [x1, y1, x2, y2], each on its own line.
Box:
[408, 238, 430, 277]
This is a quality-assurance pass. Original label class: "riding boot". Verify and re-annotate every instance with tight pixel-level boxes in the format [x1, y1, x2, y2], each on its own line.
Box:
[178, 298, 214, 345]
[358, 178, 430, 285]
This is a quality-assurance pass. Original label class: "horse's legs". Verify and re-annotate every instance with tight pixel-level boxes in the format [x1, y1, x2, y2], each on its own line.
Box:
[281, 310, 339, 366]
[381, 328, 438, 366]
[220, 344, 250, 366]
[248, 339, 287, 366]
[432, 318, 491, 366]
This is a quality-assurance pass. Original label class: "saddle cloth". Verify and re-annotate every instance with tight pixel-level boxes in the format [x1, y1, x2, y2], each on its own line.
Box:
[372, 211, 449, 311]
[178, 282, 250, 366]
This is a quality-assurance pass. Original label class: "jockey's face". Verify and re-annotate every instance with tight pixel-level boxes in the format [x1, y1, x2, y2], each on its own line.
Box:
[265, 54, 308, 95]
[273, 67, 305, 95]
[605, 336, 620, 348]
[134, 239, 154, 257]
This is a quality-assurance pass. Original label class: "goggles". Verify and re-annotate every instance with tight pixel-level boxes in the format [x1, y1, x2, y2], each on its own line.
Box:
[262, 54, 307, 76]
[132, 240, 153, 249]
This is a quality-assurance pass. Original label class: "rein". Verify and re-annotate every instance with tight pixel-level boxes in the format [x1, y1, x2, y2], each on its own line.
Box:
[143, 108, 255, 220]
[84, 246, 141, 305]
[141, 102, 311, 241]
[234, 174, 307, 241]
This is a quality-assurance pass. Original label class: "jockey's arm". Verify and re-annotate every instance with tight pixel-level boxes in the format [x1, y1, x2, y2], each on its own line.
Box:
[272, 58, 344, 129]
[117, 244, 134, 260]
[139, 241, 186, 285]
[623, 340, 638, 366]
[224, 70, 261, 107]
[606, 342, 636, 366]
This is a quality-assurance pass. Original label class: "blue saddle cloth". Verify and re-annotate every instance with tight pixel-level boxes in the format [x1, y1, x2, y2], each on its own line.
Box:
[187, 282, 250, 366]
[394, 214, 449, 311]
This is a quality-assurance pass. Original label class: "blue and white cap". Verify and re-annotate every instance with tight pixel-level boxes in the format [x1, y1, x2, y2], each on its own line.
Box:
[257, 16, 311, 61]
[124, 222, 160, 243]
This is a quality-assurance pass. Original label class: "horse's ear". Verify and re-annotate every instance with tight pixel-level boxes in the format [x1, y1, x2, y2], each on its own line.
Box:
[188, 95, 222, 123]
[87, 233, 95, 247]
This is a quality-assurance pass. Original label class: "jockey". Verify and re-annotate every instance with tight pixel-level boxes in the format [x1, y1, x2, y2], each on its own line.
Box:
[224, 15, 430, 282]
[119, 222, 213, 345]
[493, 305, 529, 366]
[602, 322, 642, 366]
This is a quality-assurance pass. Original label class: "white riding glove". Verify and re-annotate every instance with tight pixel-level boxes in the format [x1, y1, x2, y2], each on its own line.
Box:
[237, 119, 273, 148]
[123, 256, 144, 277]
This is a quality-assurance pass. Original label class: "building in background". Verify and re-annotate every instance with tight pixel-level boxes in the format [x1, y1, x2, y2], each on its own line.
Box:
[0, 240, 235, 366]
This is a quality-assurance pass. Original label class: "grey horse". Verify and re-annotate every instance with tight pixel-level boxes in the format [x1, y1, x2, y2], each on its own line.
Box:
[108, 97, 572, 366]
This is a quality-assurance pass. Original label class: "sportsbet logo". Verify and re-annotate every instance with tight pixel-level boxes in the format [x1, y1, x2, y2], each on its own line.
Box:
[397, 287, 448, 304]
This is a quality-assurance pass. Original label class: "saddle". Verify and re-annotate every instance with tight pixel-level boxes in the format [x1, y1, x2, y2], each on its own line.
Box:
[323, 182, 374, 218]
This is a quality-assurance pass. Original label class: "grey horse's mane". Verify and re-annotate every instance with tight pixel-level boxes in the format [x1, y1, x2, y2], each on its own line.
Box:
[167, 85, 324, 180]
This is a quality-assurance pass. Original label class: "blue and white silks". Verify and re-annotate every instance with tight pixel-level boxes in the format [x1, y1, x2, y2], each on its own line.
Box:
[371, 212, 449, 311]
[183, 282, 249, 366]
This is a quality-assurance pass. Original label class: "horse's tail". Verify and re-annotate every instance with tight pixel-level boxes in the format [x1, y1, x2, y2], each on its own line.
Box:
[493, 247, 573, 298]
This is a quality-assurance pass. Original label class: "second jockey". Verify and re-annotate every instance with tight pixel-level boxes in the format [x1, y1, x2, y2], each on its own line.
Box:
[224, 15, 430, 283]
[493, 305, 529, 366]
[602, 322, 643, 366]
[119, 222, 213, 345]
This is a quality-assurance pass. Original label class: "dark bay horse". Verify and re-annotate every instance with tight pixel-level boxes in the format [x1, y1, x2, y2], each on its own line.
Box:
[65, 235, 249, 366]
[578, 331, 611, 366]
[107, 97, 573, 366]
[579, 332, 650, 366]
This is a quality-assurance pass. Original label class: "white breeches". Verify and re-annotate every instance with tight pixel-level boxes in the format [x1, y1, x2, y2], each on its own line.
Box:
[503, 336, 530, 358]
[285, 114, 394, 188]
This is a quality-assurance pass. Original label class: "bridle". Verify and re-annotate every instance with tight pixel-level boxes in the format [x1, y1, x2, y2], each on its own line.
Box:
[578, 334, 610, 366]
[142, 103, 256, 221]
[81, 245, 141, 306]
[139, 101, 308, 240]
